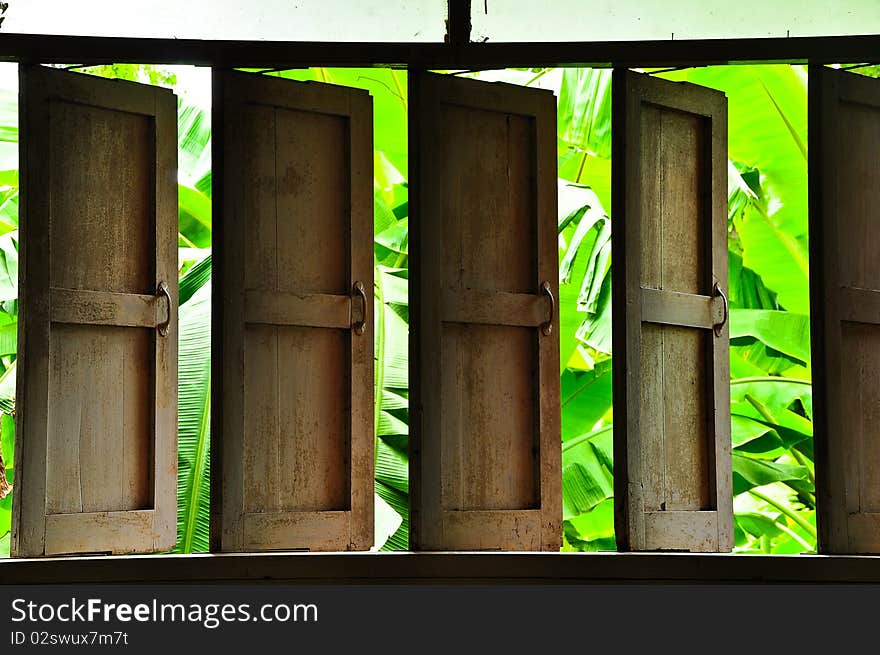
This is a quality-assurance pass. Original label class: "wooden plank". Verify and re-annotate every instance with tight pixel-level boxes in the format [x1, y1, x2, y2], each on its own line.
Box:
[612, 69, 731, 552]
[50, 288, 161, 328]
[46, 86, 152, 527]
[348, 88, 375, 551]
[213, 70, 373, 552]
[46, 325, 152, 515]
[242, 512, 350, 552]
[417, 72, 554, 126]
[441, 324, 538, 512]
[641, 325, 711, 512]
[440, 289, 550, 327]
[2, 32, 880, 72]
[840, 323, 880, 518]
[640, 79, 713, 517]
[44, 511, 155, 556]
[239, 100, 280, 518]
[229, 71, 360, 118]
[12, 65, 177, 557]
[838, 287, 880, 325]
[213, 72, 245, 552]
[710, 73, 734, 553]
[11, 550, 880, 585]
[152, 76, 179, 551]
[440, 510, 543, 551]
[276, 326, 349, 513]
[12, 62, 52, 557]
[810, 65, 880, 554]
[410, 71, 560, 551]
[845, 513, 880, 554]
[640, 287, 723, 330]
[244, 290, 352, 329]
[643, 511, 719, 552]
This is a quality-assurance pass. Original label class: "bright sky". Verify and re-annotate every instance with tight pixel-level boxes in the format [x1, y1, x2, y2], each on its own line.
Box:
[473, 0, 880, 41]
[4, 0, 879, 42]
[3, 1, 446, 41]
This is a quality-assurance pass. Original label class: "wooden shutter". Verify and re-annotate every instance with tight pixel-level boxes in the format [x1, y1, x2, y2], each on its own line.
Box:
[612, 69, 732, 552]
[810, 65, 880, 554]
[12, 65, 178, 557]
[212, 71, 373, 552]
[409, 72, 560, 551]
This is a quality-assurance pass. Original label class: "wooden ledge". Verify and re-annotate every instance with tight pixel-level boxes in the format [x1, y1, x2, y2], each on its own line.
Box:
[3, 551, 880, 585]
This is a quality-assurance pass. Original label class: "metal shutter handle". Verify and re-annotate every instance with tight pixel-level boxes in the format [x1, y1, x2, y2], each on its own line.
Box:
[157, 280, 172, 337]
[540, 280, 554, 336]
[352, 281, 367, 336]
[712, 281, 728, 337]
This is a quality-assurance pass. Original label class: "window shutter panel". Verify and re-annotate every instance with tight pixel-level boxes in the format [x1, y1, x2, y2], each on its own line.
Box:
[612, 70, 732, 552]
[212, 71, 373, 552]
[409, 72, 561, 551]
[12, 65, 178, 557]
[810, 65, 880, 554]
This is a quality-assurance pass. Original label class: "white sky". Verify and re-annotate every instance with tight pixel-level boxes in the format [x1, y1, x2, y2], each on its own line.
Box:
[473, 0, 880, 41]
[3, 1, 446, 41]
[4, 0, 879, 42]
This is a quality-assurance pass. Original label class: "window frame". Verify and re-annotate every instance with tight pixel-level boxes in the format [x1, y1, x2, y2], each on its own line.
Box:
[0, 31, 878, 68]
[1, 16, 879, 581]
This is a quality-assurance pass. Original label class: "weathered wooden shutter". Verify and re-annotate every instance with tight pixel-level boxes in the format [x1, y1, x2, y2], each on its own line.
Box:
[12, 65, 178, 557]
[810, 65, 880, 554]
[212, 70, 373, 552]
[612, 69, 732, 552]
[409, 72, 561, 551]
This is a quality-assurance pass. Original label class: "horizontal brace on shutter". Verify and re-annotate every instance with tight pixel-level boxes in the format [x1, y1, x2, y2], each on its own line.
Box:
[50, 288, 162, 328]
[643, 511, 720, 552]
[441, 510, 543, 550]
[838, 286, 880, 325]
[45, 510, 156, 555]
[640, 287, 725, 330]
[244, 289, 354, 329]
[846, 513, 880, 552]
[440, 288, 550, 327]
[242, 511, 351, 551]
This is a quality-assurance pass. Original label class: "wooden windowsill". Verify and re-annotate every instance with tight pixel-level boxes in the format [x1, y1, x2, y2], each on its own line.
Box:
[2, 551, 880, 585]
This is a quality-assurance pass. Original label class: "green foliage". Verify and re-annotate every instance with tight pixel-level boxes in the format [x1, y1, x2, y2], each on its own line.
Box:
[78, 64, 178, 88]
[0, 411, 14, 539]
[174, 264, 212, 553]
[0, 81, 16, 556]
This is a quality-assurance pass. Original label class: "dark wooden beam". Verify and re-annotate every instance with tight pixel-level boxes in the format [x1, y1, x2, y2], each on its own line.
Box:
[2, 552, 880, 584]
[0, 33, 878, 69]
[446, 0, 472, 46]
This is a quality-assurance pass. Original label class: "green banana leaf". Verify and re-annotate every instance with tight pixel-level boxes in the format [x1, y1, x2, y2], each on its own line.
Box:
[174, 273, 212, 553]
